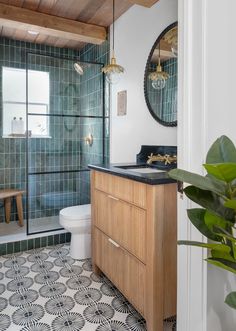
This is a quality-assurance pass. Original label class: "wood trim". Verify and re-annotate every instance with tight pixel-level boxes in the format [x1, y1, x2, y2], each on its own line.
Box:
[92, 170, 177, 331]
[94, 227, 146, 315]
[145, 183, 177, 327]
[94, 189, 147, 264]
[94, 172, 147, 209]
[129, 0, 159, 7]
[145, 184, 164, 331]
[0, 3, 107, 45]
[163, 184, 177, 318]
[91, 171, 101, 275]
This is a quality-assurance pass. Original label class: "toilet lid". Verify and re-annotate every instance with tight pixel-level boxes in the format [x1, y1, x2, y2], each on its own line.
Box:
[60, 204, 91, 221]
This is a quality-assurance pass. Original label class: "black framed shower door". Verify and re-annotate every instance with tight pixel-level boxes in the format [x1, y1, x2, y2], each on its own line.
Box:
[25, 51, 108, 235]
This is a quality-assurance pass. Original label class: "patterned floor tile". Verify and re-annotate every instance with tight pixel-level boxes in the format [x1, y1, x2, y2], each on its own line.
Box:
[0, 244, 176, 331]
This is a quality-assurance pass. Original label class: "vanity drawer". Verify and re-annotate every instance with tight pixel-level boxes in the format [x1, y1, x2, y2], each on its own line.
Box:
[94, 189, 146, 263]
[94, 227, 146, 316]
[94, 171, 147, 209]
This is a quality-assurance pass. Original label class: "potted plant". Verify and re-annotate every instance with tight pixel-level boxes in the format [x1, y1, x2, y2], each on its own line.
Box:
[169, 135, 236, 309]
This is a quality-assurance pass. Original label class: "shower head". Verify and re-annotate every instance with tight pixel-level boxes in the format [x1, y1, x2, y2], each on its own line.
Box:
[74, 62, 84, 75]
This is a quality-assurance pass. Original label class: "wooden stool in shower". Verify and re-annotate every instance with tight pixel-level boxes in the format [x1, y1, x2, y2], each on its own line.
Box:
[0, 189, 25, 227]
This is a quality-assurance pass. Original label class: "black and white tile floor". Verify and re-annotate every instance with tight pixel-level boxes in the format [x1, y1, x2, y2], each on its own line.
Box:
[0, 244, 176, 331]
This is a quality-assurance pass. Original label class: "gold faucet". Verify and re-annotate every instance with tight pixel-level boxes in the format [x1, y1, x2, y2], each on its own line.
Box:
[147, 153, 177, 165]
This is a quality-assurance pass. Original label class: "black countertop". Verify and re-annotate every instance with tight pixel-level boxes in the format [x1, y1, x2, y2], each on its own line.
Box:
[88, 163, 176, 185]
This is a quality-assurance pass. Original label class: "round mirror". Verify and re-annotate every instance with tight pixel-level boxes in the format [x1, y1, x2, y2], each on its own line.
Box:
[144, 22, 178, 126]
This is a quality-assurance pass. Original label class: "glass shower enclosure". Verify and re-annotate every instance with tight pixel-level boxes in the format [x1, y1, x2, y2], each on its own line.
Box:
[26, 52, 108, 235]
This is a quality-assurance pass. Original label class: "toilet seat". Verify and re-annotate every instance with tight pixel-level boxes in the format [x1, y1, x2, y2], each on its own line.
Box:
[60, 204, 91, 222]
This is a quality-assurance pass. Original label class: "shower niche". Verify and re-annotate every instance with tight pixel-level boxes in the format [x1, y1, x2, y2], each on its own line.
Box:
[26, 52, 108, 235]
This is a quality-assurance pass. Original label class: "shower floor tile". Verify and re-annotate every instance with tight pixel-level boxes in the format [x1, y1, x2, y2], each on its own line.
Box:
[0, 217, 65, 244]
[0, 244, 176, 331]
[0, 221, 26, 242]
[28, 216, 62, 234]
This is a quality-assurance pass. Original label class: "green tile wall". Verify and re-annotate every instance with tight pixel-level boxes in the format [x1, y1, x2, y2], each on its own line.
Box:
[0, 232, 71, 256]
[147, 58, 177, 123]
[79, 43, 110, 164]
[0, 37, 109, 227]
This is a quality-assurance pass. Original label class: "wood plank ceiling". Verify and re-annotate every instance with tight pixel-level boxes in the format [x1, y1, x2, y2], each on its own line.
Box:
[0, 0, 159, 50]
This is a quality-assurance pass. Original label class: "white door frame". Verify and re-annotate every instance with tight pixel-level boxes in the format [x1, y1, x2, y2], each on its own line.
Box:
[177, 0, 208, 330]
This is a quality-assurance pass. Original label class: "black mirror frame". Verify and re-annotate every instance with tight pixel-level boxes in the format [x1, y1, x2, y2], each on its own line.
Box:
[144, 22, 178, 127]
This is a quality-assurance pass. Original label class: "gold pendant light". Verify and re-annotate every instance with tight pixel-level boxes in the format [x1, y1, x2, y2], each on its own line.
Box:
[148, 43, 169, 90]
[102, 0, 124, 84]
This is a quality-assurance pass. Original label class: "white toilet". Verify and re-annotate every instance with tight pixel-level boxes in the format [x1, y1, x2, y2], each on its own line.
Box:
[59, 204, 91, 260]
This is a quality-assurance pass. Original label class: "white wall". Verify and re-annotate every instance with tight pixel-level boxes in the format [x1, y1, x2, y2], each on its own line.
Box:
[205, 1, 236, 330]
[178, 0, 236, 330]
[110, 0, 177, 163]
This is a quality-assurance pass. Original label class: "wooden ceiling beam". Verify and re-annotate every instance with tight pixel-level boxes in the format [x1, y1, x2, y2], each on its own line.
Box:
[0, 3, 107, 44]
[129, 0, 159, 7]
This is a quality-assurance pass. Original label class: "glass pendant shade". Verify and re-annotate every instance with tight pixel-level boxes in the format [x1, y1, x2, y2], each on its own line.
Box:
[101, 0, 124, 84]
[152, 76, 166, 90]
[149, 43, 169, 90]
[105, 72, 121, 84]
[149, 63, 169, 90]
[102, 56, 124, 84]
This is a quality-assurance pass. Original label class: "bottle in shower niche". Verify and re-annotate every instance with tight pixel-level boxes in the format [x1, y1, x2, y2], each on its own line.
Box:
[18, 117, 25, 134]
[11, 117, 17, 134]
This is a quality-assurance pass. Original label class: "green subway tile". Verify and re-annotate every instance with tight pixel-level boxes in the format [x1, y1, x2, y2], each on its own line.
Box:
[13, 242, 20, 253]
[20, 240, 28, 252]
[41, 237, 47, 248]
[7, 242, 13, 255]
[59, 233, 66, 244]
[54, 234, 59, 245]
[0, 244, 6, 256]
[65, 233, 71, 242]
[48, 235, 54, 247]
[0, 37, 109, 235]
[35, 238, 40, 249]
[27, 239, 34, 251]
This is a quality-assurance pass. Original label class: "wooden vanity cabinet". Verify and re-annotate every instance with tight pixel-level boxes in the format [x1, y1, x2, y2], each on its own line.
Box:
[91, 170, 177, 331]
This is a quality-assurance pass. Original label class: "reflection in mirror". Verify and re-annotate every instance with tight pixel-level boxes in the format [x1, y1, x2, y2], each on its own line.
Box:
[144, 23, 178, 126]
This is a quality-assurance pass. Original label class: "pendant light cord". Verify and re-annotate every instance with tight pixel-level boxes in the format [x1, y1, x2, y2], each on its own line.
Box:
[112, 0, 115, 55]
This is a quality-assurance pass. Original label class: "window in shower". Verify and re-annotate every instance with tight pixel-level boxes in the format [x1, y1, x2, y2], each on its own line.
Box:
[26, 52, 108, 235]
[2, 67, 50, 137]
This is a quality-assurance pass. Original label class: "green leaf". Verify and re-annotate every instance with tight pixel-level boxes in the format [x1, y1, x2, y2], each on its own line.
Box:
[178, 241, 236, 261]
[204, 210, 229, 232]
[178, 240, 231, 252]
[204, 163, 236, 183]
[211, 249, 235, 262]
[206, 258, 236, 275]
[225, 292, 236, 309]
[179, 241, 236, 263]
[224, 199, 236, 210]
[206, 135, 236, 164]
[187, 209, 221, 241]
[169, 169, 226, 195]
[214, 229, 236, 244]
[184, 186, 235, 222]
[211, 226, 236, 258]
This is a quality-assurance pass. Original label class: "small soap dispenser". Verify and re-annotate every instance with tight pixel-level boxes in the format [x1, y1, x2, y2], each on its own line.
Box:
[11, 117, 17, 134]
[18, 117, 25, 134]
